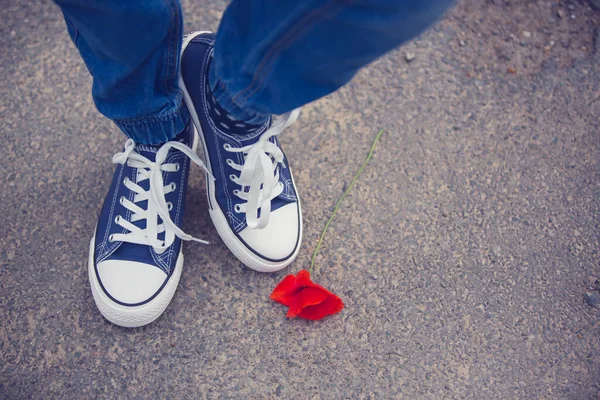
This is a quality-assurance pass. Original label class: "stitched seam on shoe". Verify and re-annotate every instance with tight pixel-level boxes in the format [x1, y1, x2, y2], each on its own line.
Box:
[197, 47, 249, 232]
[152, 151, 186, 274]
[97, 164, 125, 256]
[168, 152, 188, 271]
[98, 166, 135, 262]
[97, 165, 126, 259]
[200, 56, 293, 228]
[201, 49, 237, 230]
[106, 167, 124, 247]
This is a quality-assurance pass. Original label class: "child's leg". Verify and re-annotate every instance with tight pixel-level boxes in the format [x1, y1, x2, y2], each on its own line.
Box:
[210, 0, 455, 122]
[55, 0, 188, 144]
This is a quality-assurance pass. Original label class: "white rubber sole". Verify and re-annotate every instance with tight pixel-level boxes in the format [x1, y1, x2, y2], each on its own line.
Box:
[180, 31, 303, 273]
[87, 128, 199, 328]
[206, 180, 303, 272]
[88, 237, 183, 328]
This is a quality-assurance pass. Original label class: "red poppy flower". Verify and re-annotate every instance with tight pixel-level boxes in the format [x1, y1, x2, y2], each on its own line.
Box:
[270, 270, 344, 320]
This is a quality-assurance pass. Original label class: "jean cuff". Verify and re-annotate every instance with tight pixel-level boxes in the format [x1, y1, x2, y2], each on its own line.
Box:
[208, 63, 270, 125]
[113, 102, 190, 145]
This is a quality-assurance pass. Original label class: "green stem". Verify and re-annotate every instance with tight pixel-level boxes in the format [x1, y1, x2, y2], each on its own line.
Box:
[309, 129, 385, 274]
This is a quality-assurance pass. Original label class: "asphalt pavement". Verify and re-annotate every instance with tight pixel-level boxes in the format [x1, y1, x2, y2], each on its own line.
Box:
[1, 0, 599, 398]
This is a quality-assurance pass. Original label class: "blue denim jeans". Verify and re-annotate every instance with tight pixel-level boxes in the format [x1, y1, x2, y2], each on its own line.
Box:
[55, 0, 453, 145]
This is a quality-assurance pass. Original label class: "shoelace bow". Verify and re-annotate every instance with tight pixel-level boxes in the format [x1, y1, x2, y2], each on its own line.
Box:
[110, 138, 214, 254]
[225, 109, 300, 230]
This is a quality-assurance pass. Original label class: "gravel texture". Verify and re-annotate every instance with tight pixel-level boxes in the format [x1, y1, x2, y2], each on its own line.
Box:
[1, 0, 599, 398]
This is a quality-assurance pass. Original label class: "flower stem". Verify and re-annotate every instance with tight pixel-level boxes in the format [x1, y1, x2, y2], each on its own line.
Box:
[309, 129, 385, 274]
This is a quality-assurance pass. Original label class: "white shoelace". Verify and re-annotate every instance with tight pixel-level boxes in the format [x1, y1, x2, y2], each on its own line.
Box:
[224, 109, 300, 230]
[110, 138, 213, 254]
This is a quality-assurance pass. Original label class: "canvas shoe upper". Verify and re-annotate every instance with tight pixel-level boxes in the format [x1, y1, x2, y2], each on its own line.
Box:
[180, 32, 302, 272]
[88, 123, 210, 327]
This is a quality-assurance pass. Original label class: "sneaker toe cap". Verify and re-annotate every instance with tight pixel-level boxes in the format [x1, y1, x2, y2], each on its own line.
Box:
[238, 202, 300, 261]
[96, 260, 168, 305]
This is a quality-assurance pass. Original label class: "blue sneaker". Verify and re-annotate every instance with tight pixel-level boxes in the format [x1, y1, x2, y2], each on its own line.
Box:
[88, 123, 211, 327]
[180, 31, 303, 272]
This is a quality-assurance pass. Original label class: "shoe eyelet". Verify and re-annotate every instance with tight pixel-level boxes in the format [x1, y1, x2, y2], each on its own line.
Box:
[108, 234, 114, 242]
[123, 177, 129, 184]
[167, 202, 173, 211]
[226, 159, 233, 166]
[229, 174, 237, 182]
[223, 143, 231, 151]
[234, 204, 241, 213]
[115, 215, 121, 224]
[170, 182, 177, 191]
[119, 196, 125, 205]
[174, 163, 180, 172]
[233, 189, 239, 196]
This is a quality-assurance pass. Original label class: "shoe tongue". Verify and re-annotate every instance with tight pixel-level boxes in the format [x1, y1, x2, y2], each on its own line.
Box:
[123, 125, 193, 238]
[132, 123, 194, 159]
[233, 118, 272, 145]
[135, 143, 160, 160]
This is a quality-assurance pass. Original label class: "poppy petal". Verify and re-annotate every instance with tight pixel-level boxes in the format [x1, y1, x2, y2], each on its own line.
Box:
[270, 274, 301, 306]
[296, 294, 344, 320]
[296, 270, 335, 295]
[271, 270, 344, 320]
[287, 286, 329, 318]
[295, 269, 313, 286]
